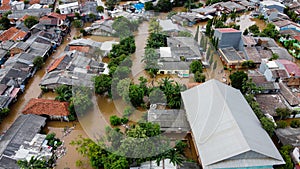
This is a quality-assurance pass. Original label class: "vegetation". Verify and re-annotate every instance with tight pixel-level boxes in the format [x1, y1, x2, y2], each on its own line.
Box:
[0, 11, 11, 30]
[290, 119, 300, 128]
[70, 87, 93, 117]
[0, 108, 10, 123]
[276, 108, 292, 120]
[123, 106, 134, 117]
[71, 122, 185, 169]
[55, 84, 72, 102]
[229, 71, 248, 94]
[96, 6, 104, 13]
[17, 156, 51, 169]
[260, 117, 276, 136]
[269, 53, 279, 61]
[194, 71, 205, 83]
[146, 33, 167, 49]
[93, 74, 112, 95]
[105, 0, 120, 10]
[275, 145, 294, 169]
[72, 20, 82, 28]
[189, 60, 203, 74]
[276, 120, 288, 129]
[24, 16, 39, 29]
[242, 60, 256, 69]
[112, 16, 140, 38]
[142, 48, 159, 75]
[33, 56, 44, 70]
[144, 1, 154, 11]
[110, 115, 128, 126]
[155, 0, 172, 12]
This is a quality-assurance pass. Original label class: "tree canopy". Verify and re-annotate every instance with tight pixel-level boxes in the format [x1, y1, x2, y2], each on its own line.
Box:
[24, 16, 39, 28]
[229, 71, 248, 93]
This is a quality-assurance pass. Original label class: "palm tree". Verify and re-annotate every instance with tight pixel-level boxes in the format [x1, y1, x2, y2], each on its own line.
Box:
[166, 149, 185, 168]
[17, 156, 49, 169]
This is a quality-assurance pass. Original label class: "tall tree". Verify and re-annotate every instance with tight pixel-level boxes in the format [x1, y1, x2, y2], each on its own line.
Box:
[229, 71, 248, 93]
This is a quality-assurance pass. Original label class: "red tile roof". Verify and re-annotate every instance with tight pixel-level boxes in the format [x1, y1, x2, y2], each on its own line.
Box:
[215, 28, 240, 33]
[19, 15, 30, 22]
[0, 5, 11, 11]
[69, 46, 90, 53]
[22, 98, 70, 116]
[11, 30, 27, 41]
[277, 59, 300, 77]
[294, 35, 300, 42]
[47, 55, 66, 72]
[2, 0, 10, 5]
[29, 0, 40, 4]
[0, 27, 19, 41]
[48, 12, 67, 20]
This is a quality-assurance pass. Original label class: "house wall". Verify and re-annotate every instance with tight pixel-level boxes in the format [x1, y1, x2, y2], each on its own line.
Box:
[214, 31, 242, 50]
[157, 69, 189, 75]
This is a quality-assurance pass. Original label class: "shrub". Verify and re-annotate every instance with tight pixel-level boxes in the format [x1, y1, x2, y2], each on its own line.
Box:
[110, 115, 121, 126]
[290, 119, 300, 128]
[123, 106, 134, 117]
[276, 120, 288, 128]
[121, 117, 129, 124]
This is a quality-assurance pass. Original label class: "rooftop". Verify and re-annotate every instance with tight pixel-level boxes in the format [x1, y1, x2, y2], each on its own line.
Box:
[215, 28, 240, 33]
[22, 98, 69, 116]
[256, 94, 286, 116]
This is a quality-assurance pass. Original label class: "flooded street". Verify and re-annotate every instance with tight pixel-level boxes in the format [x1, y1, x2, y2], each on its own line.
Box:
[236, 11, 266, 31]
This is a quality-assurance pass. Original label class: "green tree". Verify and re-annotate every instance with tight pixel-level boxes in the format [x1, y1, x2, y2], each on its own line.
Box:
[248, 24, 260, 35]
[194, 71, 205, 82]
[144, 2, 154, 10]
[117, 78, 131, 102]
[17, 156, 50, 169]
[149, 87, 166, 104]
[229, 71, 248, 93]
[290, 119, 300, 128]
[260, 117, 275, 136]
[55, 84, 72, 102]
[242, 60, 256, 69]
[269, 53, 279, 61]
[110, 115, 122, 126]
[276, 120, 288, 129]
[104, 153, 129, 169]
[72, 20, 82, 28]
[276, 108, 291, 120]
[70, 87, 93, 116]
[33, 56, 44, 70]
[93, 74, 112, 95]
[146, 33, 167, 49]
[113, 66, 130, 79]
[129, 84, 145, 107]
[112, 16, 138, 38]
[189, 60, 203, 73]
[105, 0, 120, 10]
[0, 108, 10, 123]
[194, 25, 199, 42]
[148, 18, 162, 33]
[123, 106, 134, 117]
[155, 0, 172, 12]
[142, 48, 159, 71]
[260, 23, 279, 39]
[243, 28, 249, 35]
[96, 6, 104, 13]
[24, 16, 38, 28]
[275, 145, 293, 169]
[0, 16, 10, 30]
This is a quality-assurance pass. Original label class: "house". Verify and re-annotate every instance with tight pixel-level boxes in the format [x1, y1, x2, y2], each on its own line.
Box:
[58, 2, 79, 15]
[22, 98, 69, 120]
[277, 59, 300, 77]
[181, 79, 285, 168]
[259, 60, 290, 82]
[269, 46, 294, 61]
[170, 12, 211, 27]
[256, 94, 286, 116]
[218, 47, 245, 68]
[276, 127, 300, 147]
[279, 82, 299, 106]
[8, 8, 52, 20]
[81, 1, 100, 22]
[85, 20, 115, 36]
[248, 69, 280, 93]
[158, 19, 185, 34]
[40, 70, 96, 89]
[157, 61, 190, 76]
[147, 107, 190, 133]
[166, 37, 203, 62]
[273, 20, 300, 32]
[214, 28, 242, 50]
[9, 42, 30, 56]
[219, 1, 246, 13]
[259, 0, 286, 13]
[0, 27, 29, 42]
[0, 114, 47, 169]
[190, 6, 216, 16]
[100, 41, 119, 57]
[27, 42, 52, 59]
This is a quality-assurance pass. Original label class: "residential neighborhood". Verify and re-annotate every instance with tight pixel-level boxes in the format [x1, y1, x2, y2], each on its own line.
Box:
[0, 0, 299, 168]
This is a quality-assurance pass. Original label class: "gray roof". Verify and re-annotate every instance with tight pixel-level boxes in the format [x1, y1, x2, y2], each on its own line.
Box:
[276, 127, 300, 147]
[256, 94, 286, 116]
[159, 19, 181, 32]
[269, 47, 293, 61]
[181, 79, 285, 169]
[167, 37, 202, 60]
[158, 62, 190, 71]
[1, 41, 15, 51]
[8, 8, 52, 20]
[69, 38, 102, 48]
[147, 108, 190, 132]
[219, 47, 244, 62]
[11, 42, 30, 51]
[40, 70, 95, 89]
[0, 114, 46, 163]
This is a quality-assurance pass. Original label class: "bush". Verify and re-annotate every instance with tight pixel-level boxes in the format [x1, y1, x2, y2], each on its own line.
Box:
[290, 120, 300, 128]
[45, 133, 56, 140]
[123, 106, 134, 117]
[121, 117, 129, 124]
[110, 115, 122, 126]
[276, 121, 288, 128]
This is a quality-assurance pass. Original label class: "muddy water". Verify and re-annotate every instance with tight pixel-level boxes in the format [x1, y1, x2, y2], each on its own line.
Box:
[45, 121, 93, 169]
[236, 11, 267, 31]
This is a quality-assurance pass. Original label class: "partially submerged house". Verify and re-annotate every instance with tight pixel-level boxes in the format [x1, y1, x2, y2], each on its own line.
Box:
[0, 114, 48, 169]
[147, 108, 190, 133]
[214, 28, 242, 50]
[218, 47, 245, 69]
[181, 79, 285, 168]
[22, 98, 69, 120]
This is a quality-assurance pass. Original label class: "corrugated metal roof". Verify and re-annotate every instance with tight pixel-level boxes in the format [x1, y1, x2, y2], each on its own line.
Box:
[181, 79, 285, 169]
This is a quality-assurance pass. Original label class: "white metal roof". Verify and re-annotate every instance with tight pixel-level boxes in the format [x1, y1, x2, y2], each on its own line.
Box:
[160, 47, 172, 58]
[181, 79, 285, 169]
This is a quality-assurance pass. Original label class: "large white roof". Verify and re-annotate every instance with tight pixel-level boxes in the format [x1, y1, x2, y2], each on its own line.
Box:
[181, 79, 285, 169]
